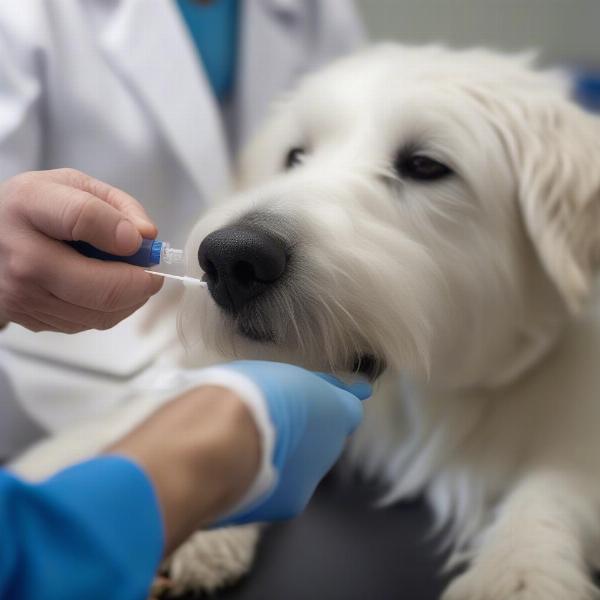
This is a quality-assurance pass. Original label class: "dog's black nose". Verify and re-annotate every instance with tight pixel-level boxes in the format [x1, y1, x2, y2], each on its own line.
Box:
[198, 226, 287, 312]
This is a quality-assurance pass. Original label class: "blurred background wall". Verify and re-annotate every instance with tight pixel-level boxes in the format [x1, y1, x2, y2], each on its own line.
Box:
[355, 0, 600, 66]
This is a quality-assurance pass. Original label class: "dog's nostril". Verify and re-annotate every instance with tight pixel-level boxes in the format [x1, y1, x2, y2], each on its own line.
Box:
[232, 261, 256, 287]
[204, 259, 218, 282]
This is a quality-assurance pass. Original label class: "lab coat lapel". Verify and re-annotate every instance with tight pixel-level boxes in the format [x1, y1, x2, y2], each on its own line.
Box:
[236, 0, 308, 147]
[98, 0, 231, 203]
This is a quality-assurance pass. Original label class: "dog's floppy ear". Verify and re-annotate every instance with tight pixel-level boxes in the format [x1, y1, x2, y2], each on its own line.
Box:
[509, 96, 600, 314]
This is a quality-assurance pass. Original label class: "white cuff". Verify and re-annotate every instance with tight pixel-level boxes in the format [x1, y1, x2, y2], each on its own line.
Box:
[146, 367, 277, 518]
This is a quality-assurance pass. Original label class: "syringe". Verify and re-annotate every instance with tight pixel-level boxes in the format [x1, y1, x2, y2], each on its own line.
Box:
[68, 238, 206, 287]
[69, 239, 184, 267]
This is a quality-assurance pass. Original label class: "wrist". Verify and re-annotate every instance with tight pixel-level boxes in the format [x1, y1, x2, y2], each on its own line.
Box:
[174, 366, 277, 521]
[188, 387, 262, 517]
[107, 386, 260, 553]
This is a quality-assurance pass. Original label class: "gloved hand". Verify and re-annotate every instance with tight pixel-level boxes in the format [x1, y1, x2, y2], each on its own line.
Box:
[213, 361, 372, 524]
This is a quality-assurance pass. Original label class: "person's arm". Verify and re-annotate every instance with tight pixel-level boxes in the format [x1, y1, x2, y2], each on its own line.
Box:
[0, 457, 163, 600]
[0, 362, 369, 600]
[107, 385, 261, 554]
[0, 6, 163, 332]
[109, 361, 371, 534]
[0, 386, 260, 600]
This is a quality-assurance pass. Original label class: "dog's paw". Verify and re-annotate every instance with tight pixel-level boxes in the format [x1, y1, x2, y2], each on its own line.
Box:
[441, 565, 599, 600]
[159, 525, 261, 597]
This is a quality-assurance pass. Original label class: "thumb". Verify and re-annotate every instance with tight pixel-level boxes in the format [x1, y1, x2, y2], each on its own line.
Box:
[80, 176, 158, 240]
[48, 169, 158, 240]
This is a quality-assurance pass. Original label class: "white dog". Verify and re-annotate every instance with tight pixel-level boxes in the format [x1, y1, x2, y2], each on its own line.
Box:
[12, 44, 600, 599]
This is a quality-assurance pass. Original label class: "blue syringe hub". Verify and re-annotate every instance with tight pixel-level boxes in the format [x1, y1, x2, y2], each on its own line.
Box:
[69, 239, 184, 267]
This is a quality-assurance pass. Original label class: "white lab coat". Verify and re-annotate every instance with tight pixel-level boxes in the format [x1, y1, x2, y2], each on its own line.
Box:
[0, 0, 364, 457]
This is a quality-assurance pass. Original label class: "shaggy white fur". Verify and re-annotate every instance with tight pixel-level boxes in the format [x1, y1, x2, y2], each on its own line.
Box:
[11, 44, 600, 599]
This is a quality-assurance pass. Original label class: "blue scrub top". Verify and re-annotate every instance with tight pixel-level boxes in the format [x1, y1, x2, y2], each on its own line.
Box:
[176, 0, 240, 101]
[0, 457, 163, 600]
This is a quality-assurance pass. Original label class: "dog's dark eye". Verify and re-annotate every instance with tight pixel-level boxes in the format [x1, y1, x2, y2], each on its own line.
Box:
[396, 154, 452, 181]
[284, 147, 306, 170]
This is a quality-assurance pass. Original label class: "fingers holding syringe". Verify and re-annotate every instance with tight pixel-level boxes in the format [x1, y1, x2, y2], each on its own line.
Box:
[20, 280, 149, 331]
[72, 174, 158, 241]
[0, 308, 63, 333]
[35, 236, 164, 313]
[30, 300, 147, 333]
[40, 168, 158, 239]
[32, 184, 143, 256]
[0, 170, 160, 331]
[17, 172, 157, 255]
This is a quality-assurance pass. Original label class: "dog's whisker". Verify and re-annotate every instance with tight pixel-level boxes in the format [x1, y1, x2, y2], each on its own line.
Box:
[281, 294, 306, 355]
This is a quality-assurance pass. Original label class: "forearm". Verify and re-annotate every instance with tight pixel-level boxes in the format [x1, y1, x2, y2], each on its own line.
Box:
[0, 362, 366, 599]
[0, 386, 260, 599]
[107, 385, 261, 554]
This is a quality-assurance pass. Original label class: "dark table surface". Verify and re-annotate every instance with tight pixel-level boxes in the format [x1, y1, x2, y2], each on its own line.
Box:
[199, 471, 453, 600]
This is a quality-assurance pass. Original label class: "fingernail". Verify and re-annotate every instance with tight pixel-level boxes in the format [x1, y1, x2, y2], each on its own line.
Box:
[116, 219, 141, 253]
[134, 217, 157, 234]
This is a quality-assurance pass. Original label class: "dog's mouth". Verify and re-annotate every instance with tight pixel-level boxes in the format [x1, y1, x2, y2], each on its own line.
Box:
[237, 316, 275, 343]
[227, 303, 386, 380]
[238, 316, 385, 380]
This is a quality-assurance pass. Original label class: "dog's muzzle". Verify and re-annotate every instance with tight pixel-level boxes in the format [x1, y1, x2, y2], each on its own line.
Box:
[198, 225, 288, 313]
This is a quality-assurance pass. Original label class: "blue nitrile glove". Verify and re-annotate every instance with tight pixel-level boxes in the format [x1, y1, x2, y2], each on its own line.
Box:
[206, 361, 371, 525]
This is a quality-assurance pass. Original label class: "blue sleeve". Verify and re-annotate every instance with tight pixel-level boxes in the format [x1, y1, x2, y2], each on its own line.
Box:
[0, 456, 164, 600]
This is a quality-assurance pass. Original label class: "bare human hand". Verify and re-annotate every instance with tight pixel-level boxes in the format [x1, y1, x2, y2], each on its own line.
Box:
[0, 169, 163, 333]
